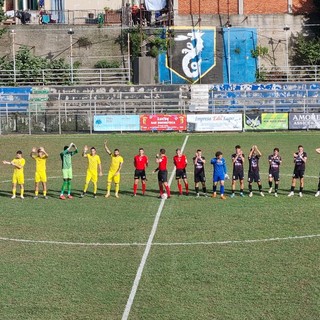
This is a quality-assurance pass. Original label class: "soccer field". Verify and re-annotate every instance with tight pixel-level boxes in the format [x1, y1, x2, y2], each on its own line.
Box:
[0, 132, 319, 320]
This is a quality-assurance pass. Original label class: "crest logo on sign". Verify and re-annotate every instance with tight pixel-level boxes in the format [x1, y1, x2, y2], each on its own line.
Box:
[166, 27, 216, 83]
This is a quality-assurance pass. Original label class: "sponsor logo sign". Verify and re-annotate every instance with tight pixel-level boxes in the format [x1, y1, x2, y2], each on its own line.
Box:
[94, 115, 140, 131]
[140, 114, 186, 131]
[289, 113, 320, 129]
[244, 113, 288, 130]
[187, 114, 242, 131]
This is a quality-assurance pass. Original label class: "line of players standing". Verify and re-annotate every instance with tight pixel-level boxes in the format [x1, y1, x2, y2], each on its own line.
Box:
[134, 145, 320, 199]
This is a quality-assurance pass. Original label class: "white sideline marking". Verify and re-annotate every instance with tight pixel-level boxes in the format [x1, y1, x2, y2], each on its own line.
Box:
[121, 135, 189, 320]
[0, 233, 319, 247]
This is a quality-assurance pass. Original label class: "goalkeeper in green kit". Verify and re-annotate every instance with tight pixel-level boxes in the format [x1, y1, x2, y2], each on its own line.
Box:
[59, 143, 78, 199]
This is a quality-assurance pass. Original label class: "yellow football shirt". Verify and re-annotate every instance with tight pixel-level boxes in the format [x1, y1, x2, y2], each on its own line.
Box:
[12, 158, 25, 175]
[33, 155, 47, 173]
[109, 154, 123, 173]
[87, 154, 101, 172]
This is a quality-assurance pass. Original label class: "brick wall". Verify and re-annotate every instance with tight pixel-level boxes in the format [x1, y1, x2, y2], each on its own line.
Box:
[178, 0, 238, 15]
[178, 0, 316, 15]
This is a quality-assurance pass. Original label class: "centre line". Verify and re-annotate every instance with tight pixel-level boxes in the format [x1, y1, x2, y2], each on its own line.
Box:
[121, 135, 189, 320]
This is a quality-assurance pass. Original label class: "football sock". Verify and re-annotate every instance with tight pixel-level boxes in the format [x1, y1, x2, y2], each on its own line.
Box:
[107, 182, 111, 192]
[202, 187, 207, 193]
[20, 188, 24, 197]
[195, 187, 199, 193]
[61, 180, 67, 194]
[258, 185, 262, 192]
[269, 181, 272, 188]
[165, 185, 171, 197]
[43, 191, 47, 196]
[178, 183, 182, 194]
[290, 186, 295, 192]
[185, 182, 189, 193]
[318, 179, 320, 190]
[240, 188, 243, 193]
[67, 180, 71, 194]
[83, 183, 89, 193]
[93, 182, 97, 194]
[275, 183, 279, 192]
[299, 187, 303, 192]
[12, 188, 16, 196]
[35, 190, 39, 196]
[115, 183, 119, 193]
[248, 184, 252, 192]
[220, 185, 225, 195]
[133, 184, 138, 194]
[159, 184, 164, 194]
[142, 183, 146, 194]
[213, 185, 217, 193]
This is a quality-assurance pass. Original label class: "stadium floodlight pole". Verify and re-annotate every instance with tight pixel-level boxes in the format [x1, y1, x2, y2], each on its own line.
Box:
[284, 26, 290, 82]
[68, 28, 75, 84]
[11, 30, 16, 84]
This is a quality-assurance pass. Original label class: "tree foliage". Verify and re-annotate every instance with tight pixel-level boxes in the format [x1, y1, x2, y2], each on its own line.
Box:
[0, 0, 5, 23]
[94, 60, 120, 68]
[291, 33, 320, 65]
[116, 27, 167, 59]
[0, 46, 73, 85]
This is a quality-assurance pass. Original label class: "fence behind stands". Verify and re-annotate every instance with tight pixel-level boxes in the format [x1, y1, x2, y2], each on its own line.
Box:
[0, 84, 320, 134]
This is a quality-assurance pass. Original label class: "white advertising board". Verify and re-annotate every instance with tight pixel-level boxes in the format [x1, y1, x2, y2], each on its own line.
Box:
[187, 114, 242, 131]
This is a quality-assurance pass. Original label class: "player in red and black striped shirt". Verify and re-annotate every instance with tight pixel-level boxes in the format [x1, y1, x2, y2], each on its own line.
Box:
[133, 148, 148, 196]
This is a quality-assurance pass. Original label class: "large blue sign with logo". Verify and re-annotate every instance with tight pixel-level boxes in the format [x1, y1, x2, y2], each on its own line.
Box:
[159, 27, 222, 84]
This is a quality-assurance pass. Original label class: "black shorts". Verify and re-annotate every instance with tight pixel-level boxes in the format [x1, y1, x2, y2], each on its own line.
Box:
[293, 168, 305, 179]
[176, 169, 187, 180]
[269, 170, 280, 181]
[158, 170, 168, 182]
[232, 170, 244, 181]
[134, 169, 146, 180]
[194, 171, 206, 183]
[248, 171, 261, 183]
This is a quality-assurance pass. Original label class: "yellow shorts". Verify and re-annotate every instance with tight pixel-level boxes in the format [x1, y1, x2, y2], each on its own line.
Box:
[13, 173, 24, 185]
[86, 170, 98, 183]
[107, 171, 120, 184]
[35, 171, 47, 183]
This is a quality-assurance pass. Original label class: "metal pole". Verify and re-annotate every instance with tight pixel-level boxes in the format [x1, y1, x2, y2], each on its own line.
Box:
[284, 26, 290, 82]
[11, 30, 16, 84]
[227, 26, 231, 84]
[58, 93, 61, 134]
[68, 28, 74, 84]
[28, 105, 31, 135]
[127, 32, 131, 83]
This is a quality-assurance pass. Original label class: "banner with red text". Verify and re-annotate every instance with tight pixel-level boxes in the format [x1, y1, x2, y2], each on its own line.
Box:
[140, 114, 187, 131]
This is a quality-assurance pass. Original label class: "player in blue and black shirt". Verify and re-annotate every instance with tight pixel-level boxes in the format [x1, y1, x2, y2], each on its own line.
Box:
[288, 145, 307, 197]
[248, 145, 264, 197]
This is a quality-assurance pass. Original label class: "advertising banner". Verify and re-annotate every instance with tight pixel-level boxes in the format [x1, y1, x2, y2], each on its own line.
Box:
[289, 113, 320, 129]
[94, 115, 140, 131]
[244, 113, 288, 130]
[187, 114, 242, 131]
[140, 114, 187, 131]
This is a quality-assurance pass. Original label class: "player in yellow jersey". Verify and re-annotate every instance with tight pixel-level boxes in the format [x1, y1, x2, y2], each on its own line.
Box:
[30, 147, 49, 199]
[3, 150, 25, 199]
[104, 140, 123, 198]
[81, 146, 102, 198]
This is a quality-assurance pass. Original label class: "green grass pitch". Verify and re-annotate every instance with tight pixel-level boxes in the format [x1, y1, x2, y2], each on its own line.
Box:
[0, 132, 319, 319]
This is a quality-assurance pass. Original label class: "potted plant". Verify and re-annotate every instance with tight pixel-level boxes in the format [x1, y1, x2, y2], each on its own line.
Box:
[104, 7, 120, 25]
